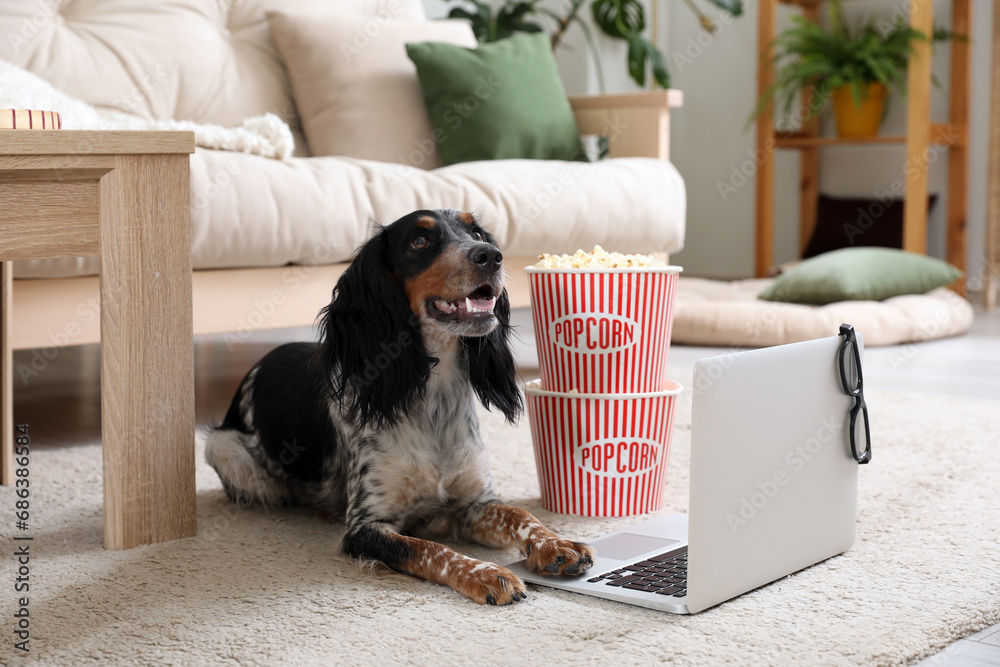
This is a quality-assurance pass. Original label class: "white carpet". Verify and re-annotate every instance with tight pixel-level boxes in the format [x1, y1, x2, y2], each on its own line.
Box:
[3, 378, 998, 666]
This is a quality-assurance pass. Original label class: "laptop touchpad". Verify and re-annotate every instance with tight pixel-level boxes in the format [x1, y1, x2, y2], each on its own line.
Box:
[589, 533, 680, 561]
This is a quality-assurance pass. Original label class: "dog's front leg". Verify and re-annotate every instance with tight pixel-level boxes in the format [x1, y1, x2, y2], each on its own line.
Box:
[341, 522, 528, 605]
[459, 502, 596, 576]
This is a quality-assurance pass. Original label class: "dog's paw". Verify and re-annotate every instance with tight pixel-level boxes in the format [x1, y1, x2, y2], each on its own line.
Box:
[524, 539, 596, 576]
[460, 563, 528, 606]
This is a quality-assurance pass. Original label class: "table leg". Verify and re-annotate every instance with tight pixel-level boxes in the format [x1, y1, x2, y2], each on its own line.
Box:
[1, 261, 11, 486]
[99, 154, 195, 550]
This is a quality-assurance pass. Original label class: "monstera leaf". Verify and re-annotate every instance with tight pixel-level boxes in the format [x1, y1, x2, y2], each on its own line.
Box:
[626, 35, 670, 88]
[704, 0, 743, 17]
[592, 0, 669, 88]
[447, 1, 493, 42]
[591, 0, 644, 38]
[448, 0, 544, 42]
[449, 0, 683, 90]
[495, 1, 545, 39]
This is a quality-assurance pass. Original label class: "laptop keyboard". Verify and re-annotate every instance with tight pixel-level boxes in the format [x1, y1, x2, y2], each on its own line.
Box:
[587, 545, 688, 597]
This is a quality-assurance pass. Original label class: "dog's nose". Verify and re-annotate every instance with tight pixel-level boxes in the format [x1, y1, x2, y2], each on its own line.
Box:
[469, 243, 503, 270]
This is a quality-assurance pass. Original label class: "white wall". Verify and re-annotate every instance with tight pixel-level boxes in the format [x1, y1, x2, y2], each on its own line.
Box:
[422, 0, 450, 20]
[424, 0, 993, 290]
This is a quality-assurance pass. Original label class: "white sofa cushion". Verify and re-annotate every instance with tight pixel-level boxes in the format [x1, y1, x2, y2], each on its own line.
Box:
[268, 13, 477, 168]
[0, 0, 426, 156]
[13, 149, 686, 277]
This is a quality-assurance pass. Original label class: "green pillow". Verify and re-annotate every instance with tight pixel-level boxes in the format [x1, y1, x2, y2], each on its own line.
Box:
[758, 248, 963, 305]
[405, 33, 585, 165]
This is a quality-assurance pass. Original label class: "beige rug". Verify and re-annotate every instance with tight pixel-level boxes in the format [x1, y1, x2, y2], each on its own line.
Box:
[4, 377, 998, 666]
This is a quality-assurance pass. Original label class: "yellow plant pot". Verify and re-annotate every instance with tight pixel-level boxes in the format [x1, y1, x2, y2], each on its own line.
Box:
[832, 83, 887, 138]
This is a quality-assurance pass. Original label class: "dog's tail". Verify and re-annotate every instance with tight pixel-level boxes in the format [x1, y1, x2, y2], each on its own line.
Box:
[205, 429, 292, 507]
[205, 371, 292, 507]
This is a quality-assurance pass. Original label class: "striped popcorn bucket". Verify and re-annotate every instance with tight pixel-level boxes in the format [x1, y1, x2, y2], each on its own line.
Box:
[525, 379, 682, 517]
[0, 109, 62, 130]
[525, 266, 682, 394]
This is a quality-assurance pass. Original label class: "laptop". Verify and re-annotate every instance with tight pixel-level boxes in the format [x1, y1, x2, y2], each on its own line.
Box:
[506, 330, 866, 614]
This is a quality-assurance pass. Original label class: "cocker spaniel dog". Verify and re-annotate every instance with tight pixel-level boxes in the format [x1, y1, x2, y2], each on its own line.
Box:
[206, 209, 595, 605]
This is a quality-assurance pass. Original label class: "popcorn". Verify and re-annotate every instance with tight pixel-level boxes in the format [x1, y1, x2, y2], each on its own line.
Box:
[532, 245, 665, 270]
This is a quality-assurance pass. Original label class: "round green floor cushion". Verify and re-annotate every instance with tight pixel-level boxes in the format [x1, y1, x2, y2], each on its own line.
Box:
[758, 248, 963, 305]
[673, 274, 973, 347]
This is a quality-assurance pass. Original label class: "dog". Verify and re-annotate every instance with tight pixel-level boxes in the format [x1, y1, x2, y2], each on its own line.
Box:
[206, 209, 595, 605]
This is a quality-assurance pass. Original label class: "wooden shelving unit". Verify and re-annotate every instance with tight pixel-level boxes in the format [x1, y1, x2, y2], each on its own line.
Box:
[987, 0, 1000, 308]
[754, 0, 971, 293]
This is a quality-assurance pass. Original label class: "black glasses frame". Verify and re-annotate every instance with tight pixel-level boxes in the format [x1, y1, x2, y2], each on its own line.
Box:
[839, 324, 871, 464]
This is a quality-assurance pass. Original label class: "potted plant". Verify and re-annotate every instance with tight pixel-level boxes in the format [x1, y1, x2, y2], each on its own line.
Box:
[752, 0, 948, 138]
[446, 0, 743, 92]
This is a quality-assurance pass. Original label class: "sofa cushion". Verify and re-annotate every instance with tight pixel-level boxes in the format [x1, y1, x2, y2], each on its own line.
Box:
[0, 0, 425, 156]
[12, 149, 687, 278]
[267, 12, 476, 168]
[407, 33, 585, 164]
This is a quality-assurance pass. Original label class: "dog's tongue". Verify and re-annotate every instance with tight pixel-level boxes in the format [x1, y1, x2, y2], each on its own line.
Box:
[433, 295, 497, 315]
[466, 295, 496, 312]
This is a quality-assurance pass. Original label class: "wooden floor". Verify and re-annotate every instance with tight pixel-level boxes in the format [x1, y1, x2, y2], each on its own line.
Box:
[11, 306, 1000, 663]
[13, 334, 266, 447]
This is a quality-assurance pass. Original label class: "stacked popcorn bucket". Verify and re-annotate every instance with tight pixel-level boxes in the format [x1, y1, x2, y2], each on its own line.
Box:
[525, 249, 683, 517]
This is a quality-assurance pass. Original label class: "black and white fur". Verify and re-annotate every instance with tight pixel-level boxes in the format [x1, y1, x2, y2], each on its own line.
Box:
[206, 209, 594, 605]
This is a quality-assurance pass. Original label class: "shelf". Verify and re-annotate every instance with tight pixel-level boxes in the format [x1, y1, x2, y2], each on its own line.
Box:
[775, 133, 907, 147]
[774, 124, 963, 148]
[754, 0, 970, 293]
[779, 0, 871, 6]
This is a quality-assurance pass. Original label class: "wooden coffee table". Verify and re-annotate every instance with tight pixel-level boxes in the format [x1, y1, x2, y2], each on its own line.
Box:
[0, 131, 196, 549]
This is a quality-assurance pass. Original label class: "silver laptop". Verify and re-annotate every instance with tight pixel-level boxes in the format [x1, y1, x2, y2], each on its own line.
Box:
[507, 330, 867, 613]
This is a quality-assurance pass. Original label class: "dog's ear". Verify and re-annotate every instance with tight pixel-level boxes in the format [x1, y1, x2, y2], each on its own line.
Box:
[462, 288, 523, 423]
[316, 227, 434, 428]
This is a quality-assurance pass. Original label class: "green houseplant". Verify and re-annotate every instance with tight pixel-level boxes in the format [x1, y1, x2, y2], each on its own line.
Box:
[446, 0, 743, 92]
[751, 0, 949, 137]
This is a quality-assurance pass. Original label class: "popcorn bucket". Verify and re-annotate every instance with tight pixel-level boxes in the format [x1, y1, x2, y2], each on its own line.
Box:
[525, 266, 682, 394]
[525, 379, 682, 517]
[0, 109, 62, 130]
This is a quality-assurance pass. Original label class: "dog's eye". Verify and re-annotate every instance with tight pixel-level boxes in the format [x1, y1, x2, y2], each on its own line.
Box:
[411, 234, 429, 249]
[472, 231, 483, 242]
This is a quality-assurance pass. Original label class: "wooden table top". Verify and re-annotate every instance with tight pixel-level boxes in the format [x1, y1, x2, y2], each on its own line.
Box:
[0, 130, 195, 155]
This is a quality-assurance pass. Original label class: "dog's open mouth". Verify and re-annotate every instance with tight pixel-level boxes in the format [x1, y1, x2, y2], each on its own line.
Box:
[429, 284, 497, 322]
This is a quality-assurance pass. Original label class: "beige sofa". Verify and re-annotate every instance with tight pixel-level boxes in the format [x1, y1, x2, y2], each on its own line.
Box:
[0, 0, 685, 351]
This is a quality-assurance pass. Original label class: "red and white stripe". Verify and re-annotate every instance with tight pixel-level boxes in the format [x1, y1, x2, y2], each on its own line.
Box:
[525, 380, 682, 517]
[527, 267, 680, 394]
[1, 109, 63, 131]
